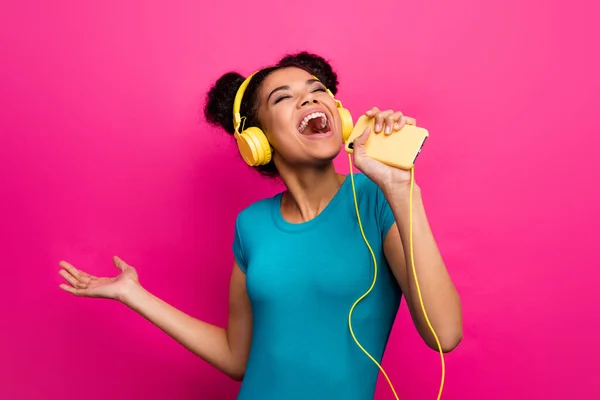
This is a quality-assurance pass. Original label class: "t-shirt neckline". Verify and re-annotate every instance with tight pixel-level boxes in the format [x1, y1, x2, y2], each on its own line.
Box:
[270, 174, 352, 233]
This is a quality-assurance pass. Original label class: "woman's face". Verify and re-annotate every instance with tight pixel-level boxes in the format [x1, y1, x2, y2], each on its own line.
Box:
[256, 67, 344, 169]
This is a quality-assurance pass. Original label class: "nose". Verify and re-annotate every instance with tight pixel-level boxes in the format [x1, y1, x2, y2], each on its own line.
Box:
[298, 91, 319, 108]
[301, 99, 318, 107]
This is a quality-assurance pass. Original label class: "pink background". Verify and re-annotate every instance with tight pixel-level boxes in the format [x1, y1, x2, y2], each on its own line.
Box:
[1, 0, 598, 399]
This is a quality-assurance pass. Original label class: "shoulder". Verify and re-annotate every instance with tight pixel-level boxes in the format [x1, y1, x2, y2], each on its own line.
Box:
[352, 172, 377, 189]
[348, 173, 395, 236]
[235, 194, 279, 232]
[348, 172, 384, 201]
[232, 194, 280, 273]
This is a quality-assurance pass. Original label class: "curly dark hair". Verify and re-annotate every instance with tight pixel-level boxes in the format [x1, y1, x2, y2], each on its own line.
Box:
[203, 51, 340, 178]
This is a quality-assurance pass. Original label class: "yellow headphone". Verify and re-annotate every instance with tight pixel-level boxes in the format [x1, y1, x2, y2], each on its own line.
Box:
[232, 70, 355, 167]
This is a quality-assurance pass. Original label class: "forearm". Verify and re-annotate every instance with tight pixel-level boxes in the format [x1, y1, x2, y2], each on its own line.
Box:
[384, 184, 463, 351]
[121, 283, 244, 380]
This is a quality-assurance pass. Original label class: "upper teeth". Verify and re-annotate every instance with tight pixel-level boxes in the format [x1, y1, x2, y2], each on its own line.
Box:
[298, 112, 327, 133]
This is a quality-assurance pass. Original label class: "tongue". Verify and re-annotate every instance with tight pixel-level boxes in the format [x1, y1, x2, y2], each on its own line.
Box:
[304, 117, 327, 135]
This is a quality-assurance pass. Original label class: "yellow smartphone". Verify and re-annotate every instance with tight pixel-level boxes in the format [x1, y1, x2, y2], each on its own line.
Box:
[344, 115, 429, 170]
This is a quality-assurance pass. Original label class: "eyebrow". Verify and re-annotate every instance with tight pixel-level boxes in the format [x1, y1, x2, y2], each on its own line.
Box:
[266, 79, 321, 103]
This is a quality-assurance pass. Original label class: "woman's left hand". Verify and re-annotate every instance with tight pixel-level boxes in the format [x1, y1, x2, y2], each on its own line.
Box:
[351, 107, 417, 192]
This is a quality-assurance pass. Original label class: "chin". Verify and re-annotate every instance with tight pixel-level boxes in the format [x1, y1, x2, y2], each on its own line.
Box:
[312, 143, 343, 164]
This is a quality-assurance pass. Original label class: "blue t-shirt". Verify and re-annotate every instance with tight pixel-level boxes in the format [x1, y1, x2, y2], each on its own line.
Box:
[233, 173, 402, 399]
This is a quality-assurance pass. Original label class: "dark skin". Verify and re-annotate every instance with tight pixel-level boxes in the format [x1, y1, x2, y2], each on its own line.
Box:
[59, 67, 462, 382]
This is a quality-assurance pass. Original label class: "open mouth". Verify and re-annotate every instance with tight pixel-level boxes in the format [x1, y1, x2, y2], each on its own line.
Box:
[297, 111, 331, 135]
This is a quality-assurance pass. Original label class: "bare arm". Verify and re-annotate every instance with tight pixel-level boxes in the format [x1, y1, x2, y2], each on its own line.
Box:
[337, 105, 462, 352]
[122, 262, 252, 380]
[59, 258, 253, 381]
[382, 186, 463, 353]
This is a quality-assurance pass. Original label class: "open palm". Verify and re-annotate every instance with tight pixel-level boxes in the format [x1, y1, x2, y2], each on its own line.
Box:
[58, 256, 138, 301]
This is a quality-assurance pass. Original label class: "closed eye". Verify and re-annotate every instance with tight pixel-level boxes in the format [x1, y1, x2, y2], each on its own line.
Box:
[274, 95, 291, 104]
[310, 82, 328, 93]
[273, 86, 327, 104]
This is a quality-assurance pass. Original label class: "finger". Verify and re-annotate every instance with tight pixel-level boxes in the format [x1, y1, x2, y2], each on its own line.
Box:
[385, 112, 402, 134]
[351, 127, 371, 156]
[390, 112, 405, 131]
[59, 261, 92, 284]
[365, 107, 380, 117]
[355, 126, 371, 146]
[393, 119, 405, 131]
[59, 283, 87, 297]
[59, 269, 83, 288]
[395, 116, 417, 131]
[374, 110, 394, 133]
[112, 256, 127, 272]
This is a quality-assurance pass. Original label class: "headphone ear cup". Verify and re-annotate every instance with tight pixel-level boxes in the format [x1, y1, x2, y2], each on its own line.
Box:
[236, 127, 272, 166]
[337, 107, 354, 143]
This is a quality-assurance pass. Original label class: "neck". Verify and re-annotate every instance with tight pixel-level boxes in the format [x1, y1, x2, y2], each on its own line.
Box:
[276, 162, 345, 223]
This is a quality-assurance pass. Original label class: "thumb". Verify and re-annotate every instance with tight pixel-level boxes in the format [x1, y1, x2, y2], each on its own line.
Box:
[112, 256, 128, 272]
[353, 126, 371, 149]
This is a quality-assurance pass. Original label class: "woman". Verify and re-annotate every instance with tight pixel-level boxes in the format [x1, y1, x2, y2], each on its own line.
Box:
[58, 51, 462, 399]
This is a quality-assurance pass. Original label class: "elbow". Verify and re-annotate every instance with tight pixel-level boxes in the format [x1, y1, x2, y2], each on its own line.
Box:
[432, 330, 463, 353]
[227, 362, 247, 382]
[441, 333, 462, 353]
[434, 301, 463, 353]
[423, 322, 463, 353]
[229, 371, 245, 382]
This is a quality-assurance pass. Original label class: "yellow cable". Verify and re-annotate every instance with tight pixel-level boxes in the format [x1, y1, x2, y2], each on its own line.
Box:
[347, 153, 446, 400]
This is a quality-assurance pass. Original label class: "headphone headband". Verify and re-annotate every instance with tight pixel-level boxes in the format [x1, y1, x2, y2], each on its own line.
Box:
[232, 71, 259, 135]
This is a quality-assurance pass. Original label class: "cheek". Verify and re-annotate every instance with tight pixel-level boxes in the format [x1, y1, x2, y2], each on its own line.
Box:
[269, 129, 299, 154]
[264, 112, 297, 145]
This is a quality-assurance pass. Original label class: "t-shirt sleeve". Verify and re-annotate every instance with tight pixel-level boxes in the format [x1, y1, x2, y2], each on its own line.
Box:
[375, 183, 397, 240]
[232, 214, 248, 274]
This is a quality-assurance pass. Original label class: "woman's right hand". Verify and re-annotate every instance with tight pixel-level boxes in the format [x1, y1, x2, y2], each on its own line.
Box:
[58, 256, 139, 302]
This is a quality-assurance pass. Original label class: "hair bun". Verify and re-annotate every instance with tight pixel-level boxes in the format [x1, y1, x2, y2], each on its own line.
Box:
[203, 71, 246, 135]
